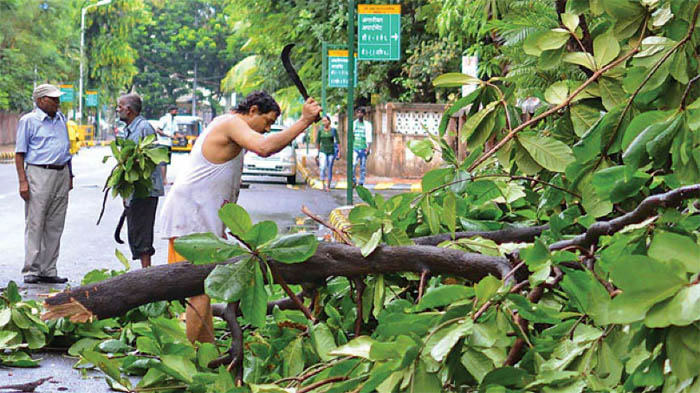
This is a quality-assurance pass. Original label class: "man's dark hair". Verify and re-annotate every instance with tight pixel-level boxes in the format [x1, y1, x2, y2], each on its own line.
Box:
[356, 107, 366, 115]
[324, 114, 331, 122]
[168, 105, 178, 111]
[235, 91, 280, 115]
[120, 93, 142, 114]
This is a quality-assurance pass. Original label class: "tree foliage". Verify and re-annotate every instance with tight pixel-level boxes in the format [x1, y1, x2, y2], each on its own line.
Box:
[3, 1, 700, 393]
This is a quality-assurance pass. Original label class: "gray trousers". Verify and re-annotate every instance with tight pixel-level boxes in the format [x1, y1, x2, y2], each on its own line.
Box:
[22, 165, 70, 277]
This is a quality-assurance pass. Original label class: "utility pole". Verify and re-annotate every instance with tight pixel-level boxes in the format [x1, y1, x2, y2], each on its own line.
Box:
[79, 0, 112, 124]
[346, 0, 356, 205]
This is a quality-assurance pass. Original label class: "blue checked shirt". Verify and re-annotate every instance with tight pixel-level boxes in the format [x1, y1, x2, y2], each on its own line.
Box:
[122, 115, 164, 198]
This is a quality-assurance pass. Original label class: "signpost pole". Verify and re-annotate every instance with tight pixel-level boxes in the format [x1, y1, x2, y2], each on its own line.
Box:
[346, 0, 355, 205]
[322, 41, 327, 115]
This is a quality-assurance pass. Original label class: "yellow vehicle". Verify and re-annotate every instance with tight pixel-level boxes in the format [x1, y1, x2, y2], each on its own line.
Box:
[66, 120, 81, 154]
[171, 115, 204, 152]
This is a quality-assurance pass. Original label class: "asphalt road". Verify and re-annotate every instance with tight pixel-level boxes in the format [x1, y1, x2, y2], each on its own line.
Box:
[0, 146, 348, 388]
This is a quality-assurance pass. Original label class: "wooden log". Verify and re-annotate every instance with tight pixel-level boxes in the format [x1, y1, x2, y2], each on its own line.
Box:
[42, 243, 512, 322]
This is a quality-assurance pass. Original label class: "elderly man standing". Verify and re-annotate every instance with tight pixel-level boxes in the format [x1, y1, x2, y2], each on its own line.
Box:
[117, 93, 164, 269]
[15, 84, 73, 284]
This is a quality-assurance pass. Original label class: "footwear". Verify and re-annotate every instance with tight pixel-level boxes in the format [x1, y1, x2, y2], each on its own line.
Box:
[24, 274, 41, 284]
[39, 275, 68, 284]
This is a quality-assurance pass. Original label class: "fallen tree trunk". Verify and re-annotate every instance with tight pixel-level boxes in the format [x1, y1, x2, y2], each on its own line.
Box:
[42, 243, 512, 322]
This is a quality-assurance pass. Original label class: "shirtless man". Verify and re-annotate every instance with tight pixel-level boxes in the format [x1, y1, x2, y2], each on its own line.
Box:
[159, 91, 321, 343]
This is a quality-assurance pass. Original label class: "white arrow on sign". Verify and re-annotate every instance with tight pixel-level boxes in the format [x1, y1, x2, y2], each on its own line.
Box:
[391, 33, 398, 40]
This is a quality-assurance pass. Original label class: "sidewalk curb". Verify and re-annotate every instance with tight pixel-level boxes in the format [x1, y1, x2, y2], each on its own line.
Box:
[295, 155, 422, 192]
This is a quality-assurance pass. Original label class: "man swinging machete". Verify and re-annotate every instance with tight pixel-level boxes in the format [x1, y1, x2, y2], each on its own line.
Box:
[158, 44, 322, 344]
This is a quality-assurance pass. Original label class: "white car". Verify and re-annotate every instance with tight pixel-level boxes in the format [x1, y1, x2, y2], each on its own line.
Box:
[242, 125, 297, 184]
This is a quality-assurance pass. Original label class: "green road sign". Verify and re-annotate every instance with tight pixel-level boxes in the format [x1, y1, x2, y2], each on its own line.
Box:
[357, 4, 401, 61]
[85, 91, 98, 107]
[328, 50, 358, 88]
[59, 84, 74, 103]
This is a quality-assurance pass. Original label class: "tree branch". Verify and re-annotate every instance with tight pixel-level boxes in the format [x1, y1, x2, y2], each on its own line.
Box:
[550, 184, 700, 251]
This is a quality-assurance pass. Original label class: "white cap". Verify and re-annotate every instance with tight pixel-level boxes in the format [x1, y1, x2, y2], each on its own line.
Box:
[32, 84, 63, 101]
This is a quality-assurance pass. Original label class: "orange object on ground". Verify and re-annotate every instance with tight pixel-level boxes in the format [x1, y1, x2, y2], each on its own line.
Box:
[168, 238, 214, 344]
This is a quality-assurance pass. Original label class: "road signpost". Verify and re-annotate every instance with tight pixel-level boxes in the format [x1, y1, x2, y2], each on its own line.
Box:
[59, 84, 74, 103]
[85, 91, 98, 107]
[328, 50, 358, 88]
[357, 4, 401, 61]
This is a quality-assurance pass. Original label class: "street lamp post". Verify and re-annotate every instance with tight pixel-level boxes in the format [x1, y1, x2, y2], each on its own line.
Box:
[79, 0, 112, 124]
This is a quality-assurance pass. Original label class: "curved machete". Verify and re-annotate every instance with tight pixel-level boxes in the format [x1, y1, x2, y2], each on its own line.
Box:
[281, 43, 320, 121]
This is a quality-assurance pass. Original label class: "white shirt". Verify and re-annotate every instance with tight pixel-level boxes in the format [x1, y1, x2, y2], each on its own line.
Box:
[157, 113, 178, 147]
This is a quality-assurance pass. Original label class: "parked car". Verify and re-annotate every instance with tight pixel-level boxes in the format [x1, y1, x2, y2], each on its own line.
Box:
[242, 125, 297, 184]
[171, 115, 204, 152]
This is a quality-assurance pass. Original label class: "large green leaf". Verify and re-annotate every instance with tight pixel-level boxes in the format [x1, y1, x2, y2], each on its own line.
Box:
[421, 167, 453, 192]
[537, 29, 571, 51]
[407, 139, 434, 162]
[666, 326, 700, 381]
[82, 350, 131, 388]
[433, 72, 482, 88]
[645, 284, 700, 327]
[429, 319, 473, 362]
[517, 133, 575, 172]
[607, 256, 687, 323]
[647, 231, 700, 273]
[563, 52, 597, 71]
[311, 323, 337, 361]
[623, 115, 681, 169]
[159, 354, 197, 383]
[204, 257, 255, 302]
[240, 260, 267, 327]
[594, 31, 620, 67]
[329, 336, 374, 359]
[599, 77, 627, 111]
[174, 233, 248, 264]
[218, 203, 252, 238]
[242, 221, 278, 249]
[264, 233, 318, 263]
[415, 285, 475, 311]
[460, 101, 498, 145]
[544, 81, 569, 105]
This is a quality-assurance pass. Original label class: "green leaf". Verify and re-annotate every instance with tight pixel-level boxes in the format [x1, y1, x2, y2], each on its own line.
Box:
[5, 281, 21, 303]
[563, 52, 597, 71]
[507, 294, 561, 324]
[242, 221, 277, 249]
[174, 232, 248, 264]
[429, 319, 473, 362]
[461, 349, 494, 383]
[648, 231, 700, 273]
[361, 230, 382, 257]
[545, 81, 569, 105]
[311, 323, 338, 361]
[621, 110, 672, 151]
[0, 331, 19, 349]
[416, 285, 475, 311]
[265, 233, 318, 263]
[599, 77, 627, 111]
[218, 203, 252, 238]
[0, 351, 39, 367]
[159, 354, 197, 383]
[82, 350, 131, 388]
[135, 336, 160, 356]
[593, 31, 620, 67]
[607, 255, 687, 323]
[538, 29, 571, 51]
[240, 260, 267, 328]
[561, 13, 579, 32]
[482, 367, 534, 389]
[433, 72, 482, 88]
[281, 337, 304, 377]
[666, 326, 700, 381]
[475, 276, 502, 306]
[98, 339, 130, 354]
[356, 185, 376, 207]
[327, 336, 375, 359]
[460, 101, 498, 145]
[645, 284, 700, 327]
[0, 309, 11, 328]
[408, 139, 434, 162]
[421, 168, 453, 192]
[143, 146, 169, 165]
[517, 133, 575, 172]
[114, 248, 130, 270]
[439, 88, 482, 136]
[623, 115, 681, 169]
[204, 257, 255, 302]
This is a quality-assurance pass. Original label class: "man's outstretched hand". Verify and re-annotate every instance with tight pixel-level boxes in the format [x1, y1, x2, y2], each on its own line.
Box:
[301, 97, 322, 123]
